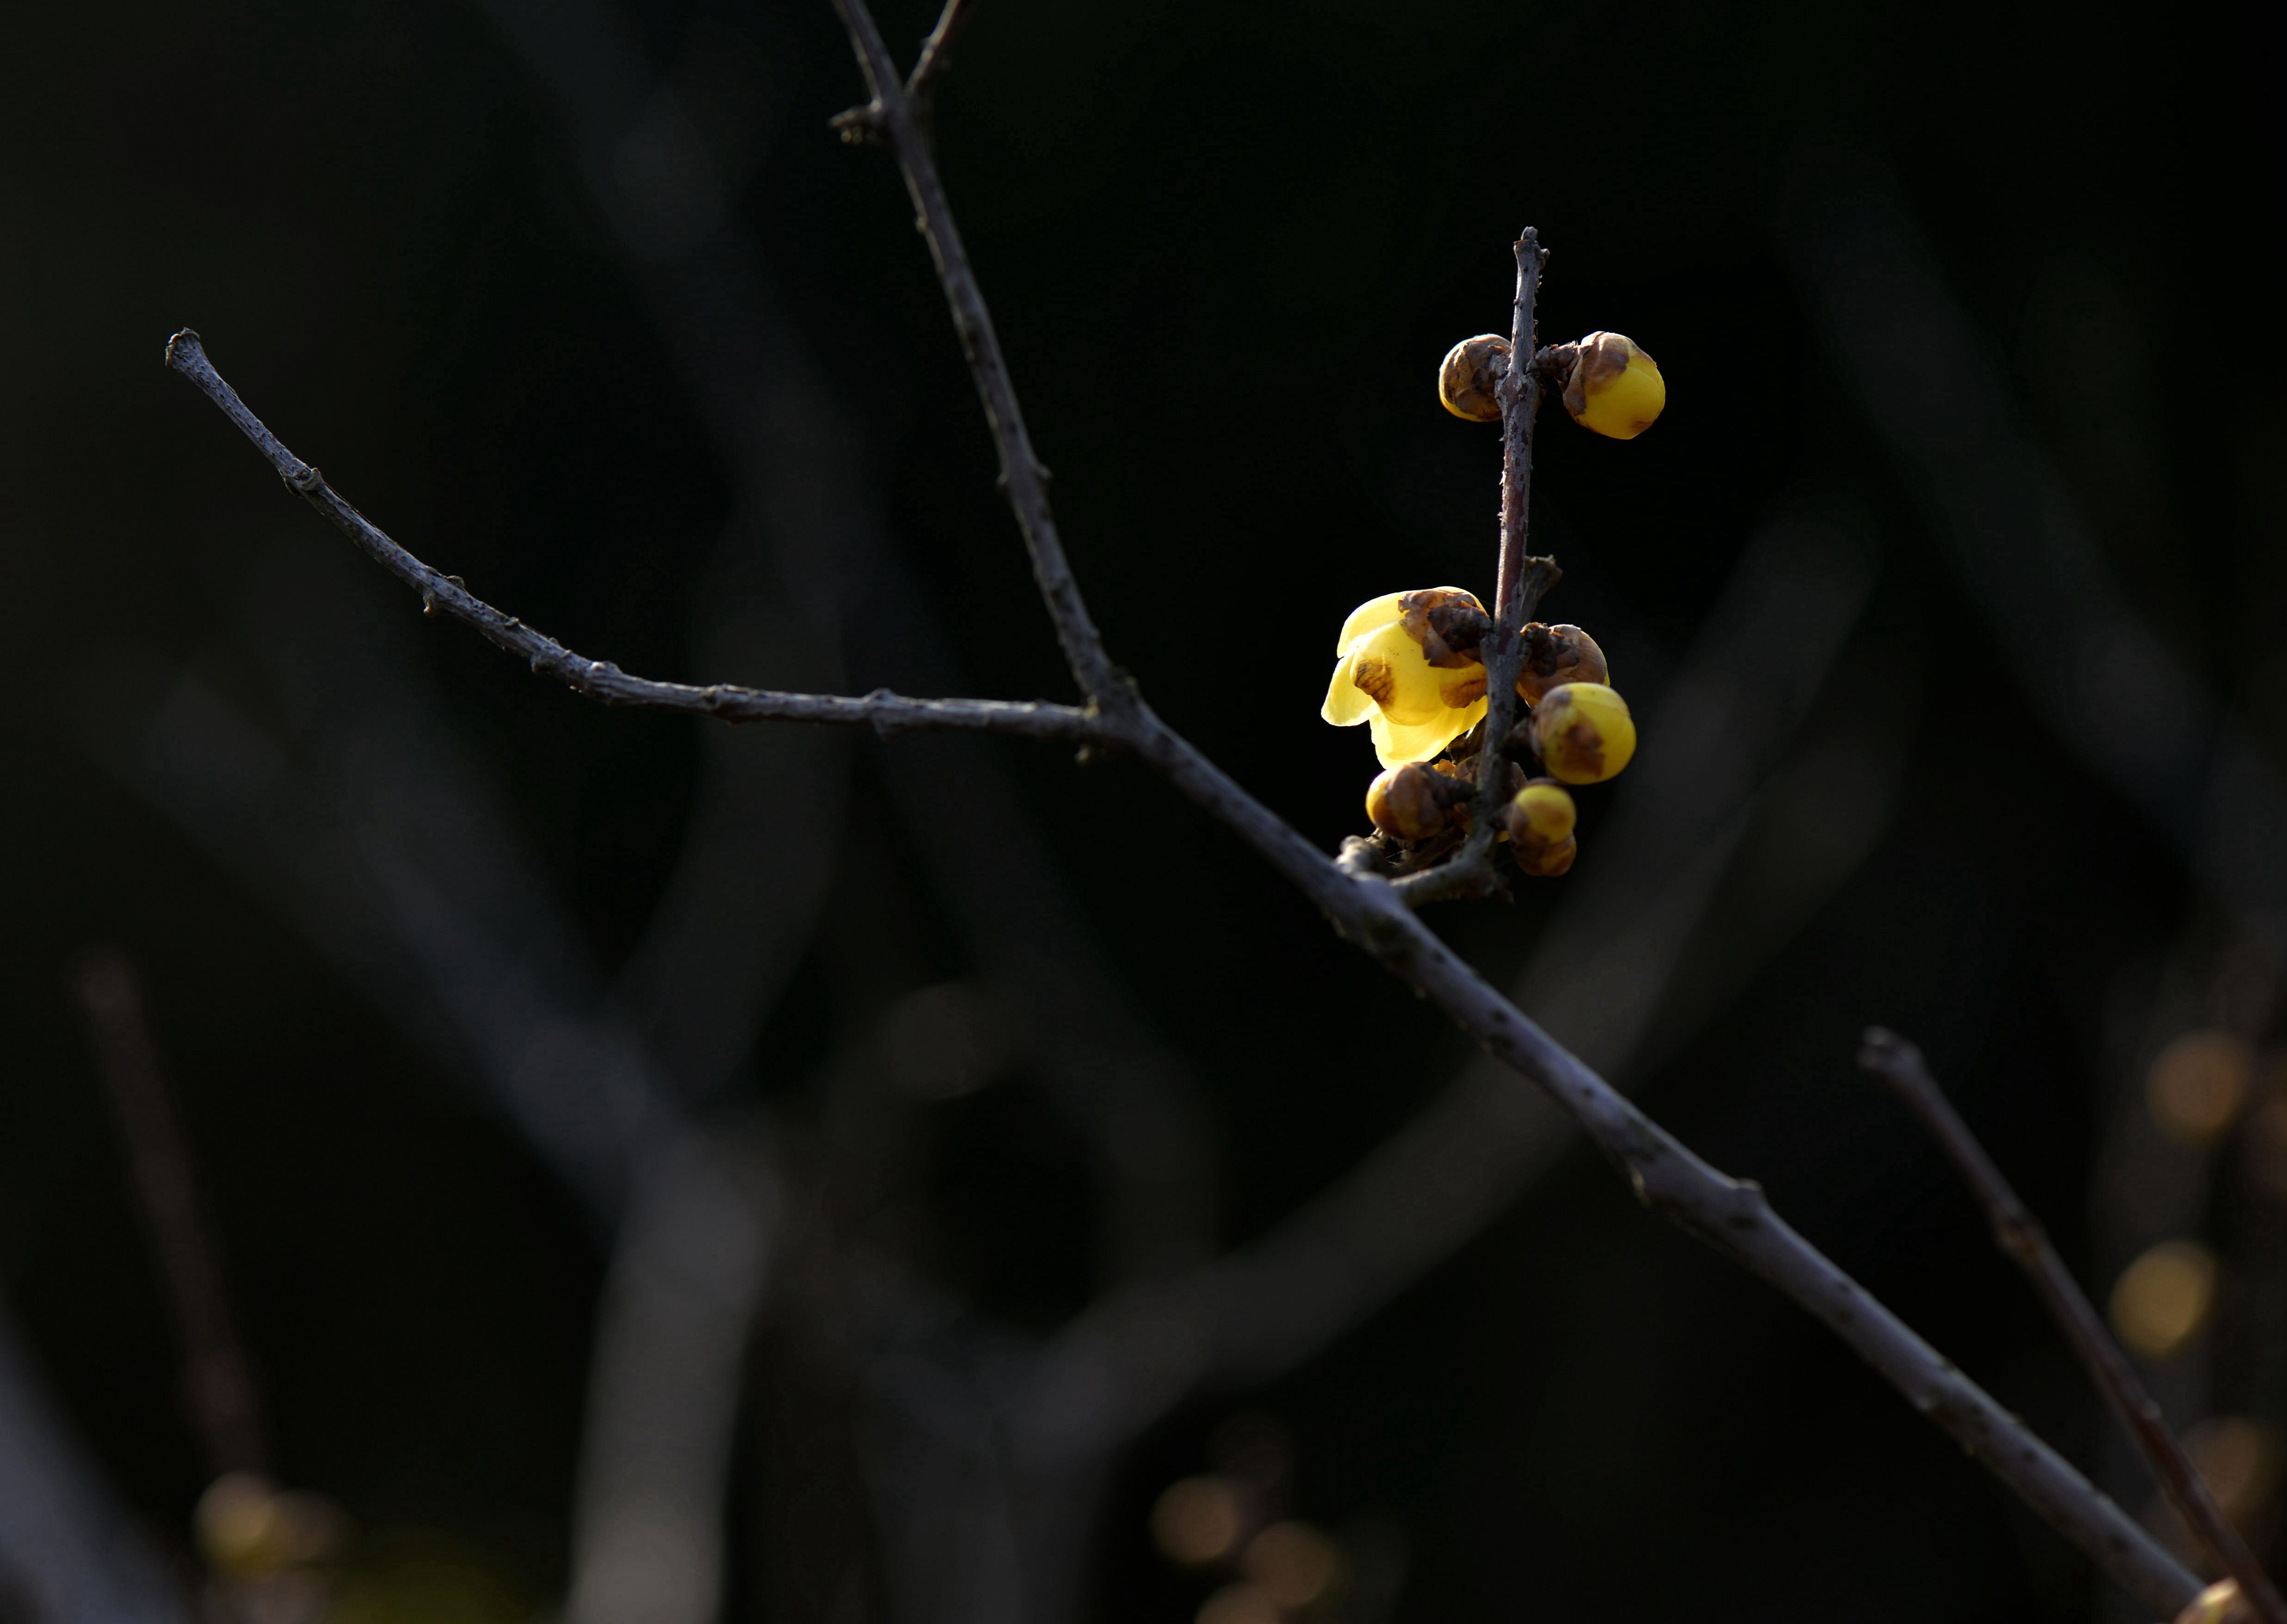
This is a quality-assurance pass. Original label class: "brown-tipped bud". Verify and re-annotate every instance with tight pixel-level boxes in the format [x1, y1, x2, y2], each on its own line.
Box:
[1398, 587, 1493, 669]
[1438, 335, 1511, 422]
[1528, 682, 1637, 784]
[1365, 763, 1451, 843]
[1559, 331, 1665, 439]
[1506, 780, 1578, 876]
[1516, 623, 1610, 706]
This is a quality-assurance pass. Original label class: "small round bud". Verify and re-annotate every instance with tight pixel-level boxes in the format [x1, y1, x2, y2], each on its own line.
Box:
[1528, 682, 1637, 784]
[1560, 331, 1665, 439]
[1506, 780, 1578, 876]
[1365, 763, 1451, 843]
[1516, 623, 1610, 706]
[1439, 335, 1511, 422]
[1506, 780, 1576, 845]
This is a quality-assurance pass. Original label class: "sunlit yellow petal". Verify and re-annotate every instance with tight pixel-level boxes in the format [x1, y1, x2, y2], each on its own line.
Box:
[1350, 620, 1448, 724]
[1320, 654, 1378, 725]
[1335, 592, 1409, 655]
[1370, 696, 1487, 768]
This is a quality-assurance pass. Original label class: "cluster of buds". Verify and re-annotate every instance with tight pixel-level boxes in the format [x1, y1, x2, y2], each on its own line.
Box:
[1319, 310, 1659, 881]
[1438, 329, 1666, 440]
[1326, 599, 1636, 876]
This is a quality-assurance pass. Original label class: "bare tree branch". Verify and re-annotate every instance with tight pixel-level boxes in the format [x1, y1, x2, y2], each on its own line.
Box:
[1860, 1028, 2287, 1624]
[73, 948, 268, 1479]
[824, 0, 1121, 711]
[160, 332, 1107, 749]
[159, 9, 2208, 1608]
[905, 0, 979, 123]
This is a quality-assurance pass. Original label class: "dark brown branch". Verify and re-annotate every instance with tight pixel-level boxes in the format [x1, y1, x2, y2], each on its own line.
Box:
[904, 0, 978, 123]
[807, 12, 2198, 1600]
[1388, 234, 1555, 909]
[825, 0, 1123, 711]
[160, 332, 1109, 748]
[73, 948, 268, 1479]
[164, 17, 2202, 1604]
[1860, 1028, 2287, 1624]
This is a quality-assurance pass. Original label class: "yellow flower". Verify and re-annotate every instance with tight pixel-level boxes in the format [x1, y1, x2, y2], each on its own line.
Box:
[1506, 780, 1579, 876]
[1321, 589, 1491, 766]
[1561, 331, 1665, 440]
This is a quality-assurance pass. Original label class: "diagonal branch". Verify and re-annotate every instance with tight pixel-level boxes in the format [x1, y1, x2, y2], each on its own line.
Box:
[826, 0, 1122, 710]
[1860, 1028, 2287, 1624]
[905, 0, 978, 124]
[161, 332, 1107, 748]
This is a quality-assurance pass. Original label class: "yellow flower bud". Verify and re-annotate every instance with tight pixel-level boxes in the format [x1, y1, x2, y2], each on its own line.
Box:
[1365, 764, 1452, 843]
[1561, 331, 1664, 439]
[1321, 588, 1492, 766]
[1529, 682, 1636, 784]
[1506, 780, 1577, 876]
[1438, 334, 1511, 421]
[1516, 622, 1610, 706]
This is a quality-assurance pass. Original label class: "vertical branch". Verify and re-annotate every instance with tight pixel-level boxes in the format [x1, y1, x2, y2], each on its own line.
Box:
[1473, 230, 1557, 847]
[1860, 1029, 2287, 1624]
[73, 949, 268, 1479]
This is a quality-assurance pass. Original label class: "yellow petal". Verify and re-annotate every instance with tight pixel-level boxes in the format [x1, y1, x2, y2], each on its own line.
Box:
[1320, 653, 1378, 725]
[1335, 592, 1409, 655]
[1370, 695, 1488, 768]
[1576, 355, 1666, 440]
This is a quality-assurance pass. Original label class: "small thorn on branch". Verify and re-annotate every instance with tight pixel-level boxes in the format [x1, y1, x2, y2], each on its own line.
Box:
[829, 103, 889, 146]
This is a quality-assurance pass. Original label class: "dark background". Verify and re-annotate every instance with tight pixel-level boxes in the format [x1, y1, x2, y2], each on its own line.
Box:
[3, 0, 2283, 1620]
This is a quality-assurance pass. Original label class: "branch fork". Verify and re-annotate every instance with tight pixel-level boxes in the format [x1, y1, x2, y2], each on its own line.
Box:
[159, 9, 2210, 1614]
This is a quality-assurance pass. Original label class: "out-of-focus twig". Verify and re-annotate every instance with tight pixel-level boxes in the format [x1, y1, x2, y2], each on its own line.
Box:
[904, 0, 978, 124]
[0, 1294, 192, 1624]
[72, 946, 267, 1479]
[1861, 1028, 2287, 1624]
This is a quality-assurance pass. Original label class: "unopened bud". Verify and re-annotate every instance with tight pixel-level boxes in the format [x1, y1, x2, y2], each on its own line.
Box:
[1528, 682, 1637, 784]
[1439, 335, 1511, 422]
[1366, 763, 1451, 843]
[1506, 780, 1578, 876]
[1560, 331, 1665, 439]
[1517, 623, 1609, 705]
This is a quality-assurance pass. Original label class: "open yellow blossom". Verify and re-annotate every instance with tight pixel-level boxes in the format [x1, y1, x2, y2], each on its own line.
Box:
[1321, 589, 1490, 766]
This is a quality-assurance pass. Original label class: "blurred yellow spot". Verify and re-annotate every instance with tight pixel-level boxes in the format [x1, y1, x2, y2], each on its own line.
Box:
[2175, 1579, 2256, 1624]
[1243, 1521, 1345, 1609]
[1196, 1581, 1284, 1624]
[2185, 1416, 2284, 1526]
[2110, 1240, 2218, 1361]
[1152, 1475, 1249, 1569]
[2147, 1030, 2252, 1145]
[195, 1474, 345, 1576]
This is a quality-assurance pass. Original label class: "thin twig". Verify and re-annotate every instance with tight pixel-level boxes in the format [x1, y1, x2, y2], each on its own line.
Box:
[904, 0, 978, 123]
[164, 25, 2205, 1609]
[826, 0, 1122, 711]
[73, 947, 268, 1479]
[160, 332, 1106, 748]
[1860, 1028, 2287, 1624]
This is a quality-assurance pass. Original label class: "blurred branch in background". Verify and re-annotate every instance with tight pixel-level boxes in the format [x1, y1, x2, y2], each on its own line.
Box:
[73, 947, 268, 1481]
[1777, 151, 2287, 959]
[0, 1294, 190, 1624]
[1780, 152, 2287, 1618]
[1863, 1028, 2287, 1624]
